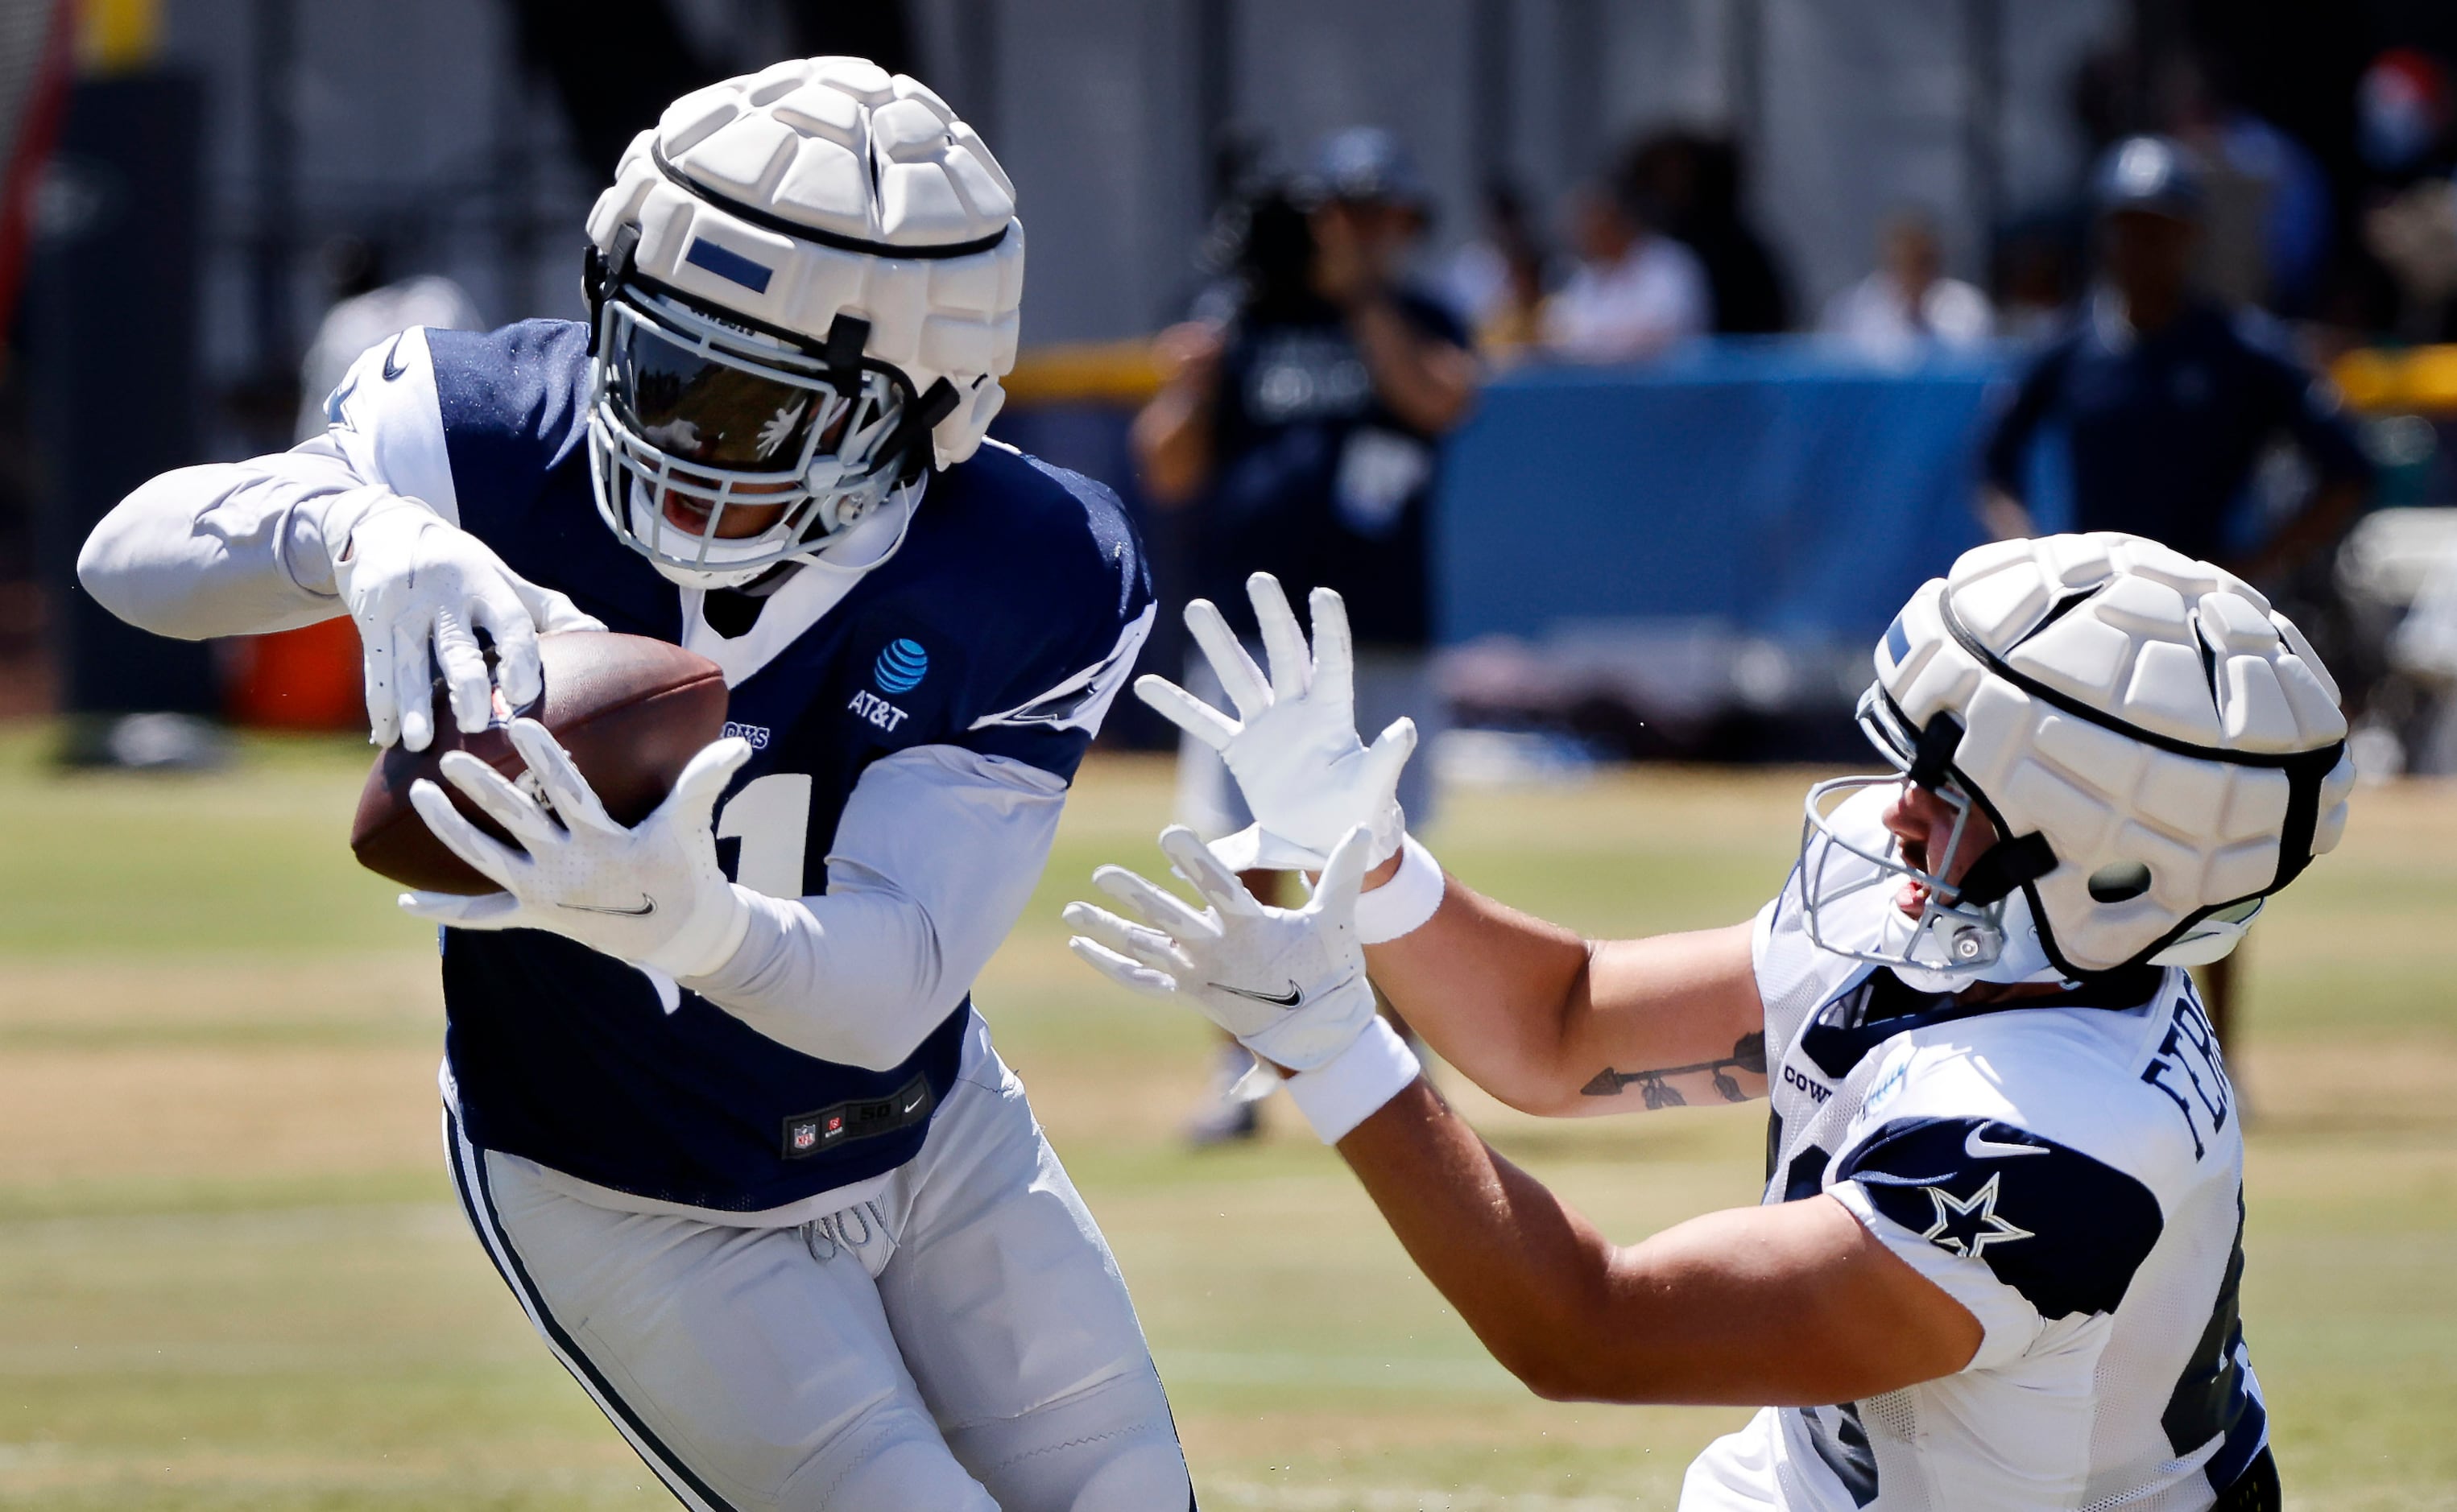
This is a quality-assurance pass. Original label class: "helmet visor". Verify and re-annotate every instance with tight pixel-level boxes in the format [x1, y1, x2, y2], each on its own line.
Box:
[606, 315, 846, 475]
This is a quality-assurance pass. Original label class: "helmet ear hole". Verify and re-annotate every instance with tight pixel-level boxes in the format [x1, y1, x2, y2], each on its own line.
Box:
[2087, 860, 2153, 903]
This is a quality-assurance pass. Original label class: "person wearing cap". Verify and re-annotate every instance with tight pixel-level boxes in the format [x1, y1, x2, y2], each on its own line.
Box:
[1978, 134, 2372, 1054]
[1133, 126, 1476, 1144]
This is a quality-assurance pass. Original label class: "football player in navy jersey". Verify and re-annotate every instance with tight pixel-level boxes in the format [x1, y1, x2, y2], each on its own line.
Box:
[1071, 540, 2353, 1511]
[80, 57, 1190, 1511]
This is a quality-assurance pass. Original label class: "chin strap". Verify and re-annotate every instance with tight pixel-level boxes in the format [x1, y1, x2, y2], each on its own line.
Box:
[1907, 709, 2059, 910]
[1952, 832, 2059, 907]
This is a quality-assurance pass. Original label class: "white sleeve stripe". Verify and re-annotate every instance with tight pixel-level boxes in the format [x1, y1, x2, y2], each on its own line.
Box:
[969, 601, 1156, 736]
[324, 326, 461, 525]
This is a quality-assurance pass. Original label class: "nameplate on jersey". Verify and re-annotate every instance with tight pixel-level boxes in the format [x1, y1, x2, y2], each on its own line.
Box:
[781, 1074, 935, 1159]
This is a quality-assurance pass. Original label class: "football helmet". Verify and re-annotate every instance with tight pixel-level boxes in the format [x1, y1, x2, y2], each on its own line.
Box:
[581, 56, 1024, 587]
[1802, 533, 2353, 984]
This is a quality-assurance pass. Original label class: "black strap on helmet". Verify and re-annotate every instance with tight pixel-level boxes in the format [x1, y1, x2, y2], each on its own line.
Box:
[581, 225, 643, 357]
[1953, 832, 2059, 907]
[1905, 711, 1964, 790]
[821, 313, 871, 387]
[881, 378, 963, 485]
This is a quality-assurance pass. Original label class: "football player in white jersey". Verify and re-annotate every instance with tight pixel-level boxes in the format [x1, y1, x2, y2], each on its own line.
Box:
[1068, 535, 2352, 1510]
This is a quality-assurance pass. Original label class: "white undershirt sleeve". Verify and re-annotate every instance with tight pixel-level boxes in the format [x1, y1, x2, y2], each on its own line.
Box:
[77, 328, 456, 640]
[681, 743, 1070, 1070]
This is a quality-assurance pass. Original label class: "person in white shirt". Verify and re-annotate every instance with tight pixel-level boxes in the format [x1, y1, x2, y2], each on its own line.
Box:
[1822, 211, 1993, 361]
[1541, 178, 1711, 362]
[1070, 535, 2354, 1510]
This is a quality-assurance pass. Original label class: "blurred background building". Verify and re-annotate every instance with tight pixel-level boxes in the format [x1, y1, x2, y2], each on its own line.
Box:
[10, 0, 2457, 776]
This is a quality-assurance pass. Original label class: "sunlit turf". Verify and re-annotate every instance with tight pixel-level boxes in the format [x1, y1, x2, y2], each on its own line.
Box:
[0, 726, 2450, 1507]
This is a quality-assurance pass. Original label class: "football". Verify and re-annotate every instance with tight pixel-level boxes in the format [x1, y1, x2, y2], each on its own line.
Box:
[350, 631, 730, 894]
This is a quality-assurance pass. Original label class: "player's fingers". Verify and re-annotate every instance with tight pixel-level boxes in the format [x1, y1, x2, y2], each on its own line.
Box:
[1248, 572, 1311, 703]
[507, 718, 618, 833]
[1061, 900, 1195, 975]
[1360, 717, 1420, 803]
[1066, 935, 1179, 999]
[359, 631, 401, 749]
[1091, 861, 1216, 940]
[433, 607, 495, 734]
[1134, 675, 1238, 751]
[468, 584, 546, 715]
[664, 737, 753, 825]
[408, 779, 523, 889]
[511, 578, 606, 638]
[1308, 587, 1356, 711]
[1313, 824, 1376, 915]
[398, 890, 524, 929]
[1184, 597, 1272, 718]
[391, 614, 436, 753]
[1160, 824, 1264, 918]
[435, 750, 559, 849]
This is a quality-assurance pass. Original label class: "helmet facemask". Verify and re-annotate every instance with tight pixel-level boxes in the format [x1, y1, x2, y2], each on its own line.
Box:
[1798, 688, 2066, 991]
[585, 282, 945, 589]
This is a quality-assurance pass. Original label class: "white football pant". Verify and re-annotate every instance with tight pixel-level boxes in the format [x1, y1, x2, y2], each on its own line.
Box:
[445, 1023, 1192, 1510]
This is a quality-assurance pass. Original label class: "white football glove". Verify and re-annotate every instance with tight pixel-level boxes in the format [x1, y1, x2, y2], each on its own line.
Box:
[333, 495, 605, 752]
[1137, 572, 1417, 872]
[1065, 823, 1379, 1072]
[397, 717, 755, 978]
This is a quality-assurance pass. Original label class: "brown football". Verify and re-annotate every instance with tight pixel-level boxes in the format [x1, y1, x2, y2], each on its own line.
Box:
[350, 631, 730, 894]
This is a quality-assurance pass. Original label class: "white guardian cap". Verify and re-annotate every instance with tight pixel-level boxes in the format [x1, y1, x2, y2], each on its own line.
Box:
[580, 56, 1023, 586]
[1803, 533, 2353, 984]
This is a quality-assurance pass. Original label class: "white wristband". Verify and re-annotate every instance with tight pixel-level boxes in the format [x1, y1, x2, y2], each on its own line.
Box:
[1284, 1017, 1421, 1144]
[1354, 833, 1444, 945]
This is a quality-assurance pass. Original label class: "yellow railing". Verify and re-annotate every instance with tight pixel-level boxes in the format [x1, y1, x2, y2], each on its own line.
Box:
[1002, 340, 1164, 407]
[2332, 345, 2457, 416]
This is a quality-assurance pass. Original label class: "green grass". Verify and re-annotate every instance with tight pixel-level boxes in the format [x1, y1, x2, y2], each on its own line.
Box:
[0, 727, 2451, 1508]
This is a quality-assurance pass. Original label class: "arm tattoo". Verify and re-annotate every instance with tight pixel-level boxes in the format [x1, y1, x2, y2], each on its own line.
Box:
[1582, 1033, 1768, 1108]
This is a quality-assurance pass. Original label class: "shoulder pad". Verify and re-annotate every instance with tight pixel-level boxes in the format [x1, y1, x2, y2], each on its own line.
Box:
[1837, 1114, 2165, 1318]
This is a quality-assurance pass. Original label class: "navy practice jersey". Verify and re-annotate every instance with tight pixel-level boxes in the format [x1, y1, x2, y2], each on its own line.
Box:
[333, 320, 1152, 1212]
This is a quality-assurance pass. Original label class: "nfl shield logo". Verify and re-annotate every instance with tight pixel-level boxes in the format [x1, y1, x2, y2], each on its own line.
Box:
[792, 1123, 817, 1151]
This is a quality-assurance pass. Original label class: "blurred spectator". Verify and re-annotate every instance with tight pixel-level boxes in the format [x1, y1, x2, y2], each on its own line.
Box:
[1540, 174, 1710, 362]
[294, 237, 482, 443]
[1992, 217, 2084, 343]
[1131, 126, 1474, 1144]
[1978, 135, 2373, 1056]
[2356, 49, 2457, 342]
[1820, 210, 1992, 360]
[1980, 138, 2370, 576]
[1624, 128, 1792, 335]
[1442, 180, 1549, 361]
[2165, 54, 2335, 315]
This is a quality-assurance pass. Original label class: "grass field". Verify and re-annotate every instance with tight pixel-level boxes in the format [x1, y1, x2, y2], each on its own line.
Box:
[0, 726, 2451, 1510]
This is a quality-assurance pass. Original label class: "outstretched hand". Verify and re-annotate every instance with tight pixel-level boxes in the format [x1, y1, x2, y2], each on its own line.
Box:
[1135, 572, 1416, 872]
[398, 717, 753, 978]
[1065, 823, 1382, 1072]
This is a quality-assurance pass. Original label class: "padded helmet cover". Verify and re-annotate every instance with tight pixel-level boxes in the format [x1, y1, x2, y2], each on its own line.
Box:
[585, 56, 1024, 470]
[1874, 533, 2353, 976]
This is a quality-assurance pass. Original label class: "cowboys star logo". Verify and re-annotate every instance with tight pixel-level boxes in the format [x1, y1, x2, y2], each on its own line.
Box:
[1918, 1171, 2034, 1258]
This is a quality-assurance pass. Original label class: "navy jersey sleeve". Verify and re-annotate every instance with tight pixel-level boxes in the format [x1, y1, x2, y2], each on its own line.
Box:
[1835, 1115, 2165, 1321]
[425, 320, 595, 523]
[953, 451, 1156, 780]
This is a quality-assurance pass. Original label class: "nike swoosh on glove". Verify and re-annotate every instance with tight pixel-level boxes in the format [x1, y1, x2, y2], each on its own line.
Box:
[333, 495, 605, 751]
[397, 717, 755, 978]
[1134, 572, 1416, 873]
[1064, 823, 1379, 1072]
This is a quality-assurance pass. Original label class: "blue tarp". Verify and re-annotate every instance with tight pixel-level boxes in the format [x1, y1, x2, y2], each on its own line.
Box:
[1433, 345, 2011, 647]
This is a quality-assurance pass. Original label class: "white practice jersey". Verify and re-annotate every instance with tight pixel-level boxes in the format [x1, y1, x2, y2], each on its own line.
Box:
[1685, 790, 2266, 1512]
